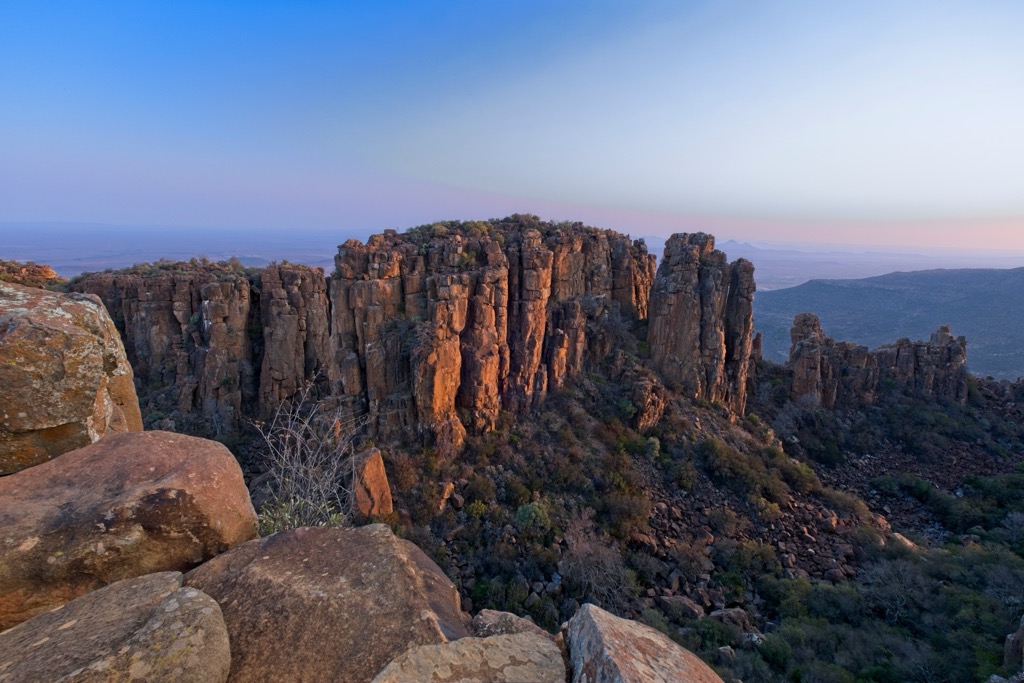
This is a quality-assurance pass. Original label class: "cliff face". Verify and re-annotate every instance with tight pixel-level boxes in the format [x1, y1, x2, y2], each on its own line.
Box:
[71, 266, 259, 430]
[788, 313, 968, 408]
[329, 218, 656, 451]
[72, 219, 661, 451]
[647, 233, 755, 415]
[789, 313, 879, 409]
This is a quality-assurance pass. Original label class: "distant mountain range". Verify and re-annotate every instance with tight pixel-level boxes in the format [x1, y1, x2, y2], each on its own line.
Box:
[755, 268, 1024, 380]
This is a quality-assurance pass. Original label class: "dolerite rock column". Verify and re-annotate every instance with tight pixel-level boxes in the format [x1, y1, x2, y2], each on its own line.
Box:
[647, 233, 755, 415]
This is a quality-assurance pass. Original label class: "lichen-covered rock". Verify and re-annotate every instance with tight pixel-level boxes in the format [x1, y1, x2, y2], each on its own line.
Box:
[0, 572, 230, 683]
[0, 281, 142, 474]
[470, 609, 554, 641]
[565, 603, 723, 683]
[185, 524, 471, 683]
[371, 632, 566, 683]
[0, 430, 257, 630]
[647, 233, 755, 415]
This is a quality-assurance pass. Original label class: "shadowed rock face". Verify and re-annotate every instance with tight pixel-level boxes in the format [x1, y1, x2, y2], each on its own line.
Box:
[0, 281, 143, 474]
[648, 233, 756, 415]
[789, 313, 969, 408]
[70, 265, 259, 430]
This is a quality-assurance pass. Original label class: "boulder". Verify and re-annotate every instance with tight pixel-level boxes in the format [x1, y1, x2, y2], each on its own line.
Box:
[659, 595, 705, 621]
[1006, 617, 1024, 671]
[0, 281, 142, 474]
[565, 603, 723, 683]
[372, 632, 566, 683]
[0, 571, 229, 683]
[354, 447, 394, 518]
[471, 609, 553, 641]
[185, 524, 471, 683]
[0, 430, 257, 630]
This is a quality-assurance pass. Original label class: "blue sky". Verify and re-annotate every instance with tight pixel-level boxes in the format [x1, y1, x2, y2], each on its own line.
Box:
[2, 1, 1023, 249]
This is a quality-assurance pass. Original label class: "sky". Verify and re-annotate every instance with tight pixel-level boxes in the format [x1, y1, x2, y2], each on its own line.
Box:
[2, 0, 1023, 251]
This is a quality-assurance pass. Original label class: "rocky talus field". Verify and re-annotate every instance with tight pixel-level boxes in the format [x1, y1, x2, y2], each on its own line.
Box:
[3, 216, 1024, 682]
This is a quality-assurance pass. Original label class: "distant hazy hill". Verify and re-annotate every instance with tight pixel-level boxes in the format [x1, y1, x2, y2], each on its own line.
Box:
[755, 268, 1024, 380]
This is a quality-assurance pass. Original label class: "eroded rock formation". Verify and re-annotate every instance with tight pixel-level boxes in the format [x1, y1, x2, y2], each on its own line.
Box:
[788, 313, 969, 408]
[0, 281, 143, 474]
[648, 233, 755, 415]
[329, 220, 655, 451]
[789, 313, 879, 409]
[74, 218, 659, 452]
[70, 264, 259, 430]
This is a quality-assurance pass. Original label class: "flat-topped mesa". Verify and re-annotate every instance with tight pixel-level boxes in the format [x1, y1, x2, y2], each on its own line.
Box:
[788, 313, 969, 408]
[330, 217, 656, 452]
[70, 222, 653, 450]
[647, 233, 756, 415]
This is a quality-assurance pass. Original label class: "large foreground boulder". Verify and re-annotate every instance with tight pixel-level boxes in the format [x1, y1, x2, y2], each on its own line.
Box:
[185, 524, 471, 683]
[0, 281, 143, 474]
[566, 603, 723, 683]
[372, 631, 565, 683]
[0, 430, 257, 630]
[0, 571, 230, 683]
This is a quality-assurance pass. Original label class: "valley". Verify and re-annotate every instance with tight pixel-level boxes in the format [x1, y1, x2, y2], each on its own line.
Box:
[3, 218, 1020, 681]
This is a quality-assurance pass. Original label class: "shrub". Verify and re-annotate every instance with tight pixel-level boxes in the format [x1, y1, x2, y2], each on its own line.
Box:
[253, 380, 370, 533]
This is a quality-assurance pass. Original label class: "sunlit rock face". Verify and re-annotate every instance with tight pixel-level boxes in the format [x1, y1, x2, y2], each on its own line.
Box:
[329, 217, 656, 452]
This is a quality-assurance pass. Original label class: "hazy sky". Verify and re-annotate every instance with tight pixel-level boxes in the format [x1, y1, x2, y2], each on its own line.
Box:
[2, 1, 1023, 250]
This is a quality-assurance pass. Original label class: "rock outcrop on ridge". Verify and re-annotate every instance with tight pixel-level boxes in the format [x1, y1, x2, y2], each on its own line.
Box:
[328, 219, 657, 452]
[0, 430, 257, 630]
[648, 232, 756, 415]
[0, 281, 143, 474]
[72, 218, 668, 452]
[788, 312, 969, 408]
[69, 261, 261, 432]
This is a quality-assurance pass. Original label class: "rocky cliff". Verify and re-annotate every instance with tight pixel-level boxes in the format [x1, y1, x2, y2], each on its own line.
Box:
[788, 312, 969, 408]
[648, 233, 756, 415]
[71, 218, 661, 451]
[327, 217, 656, 451]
